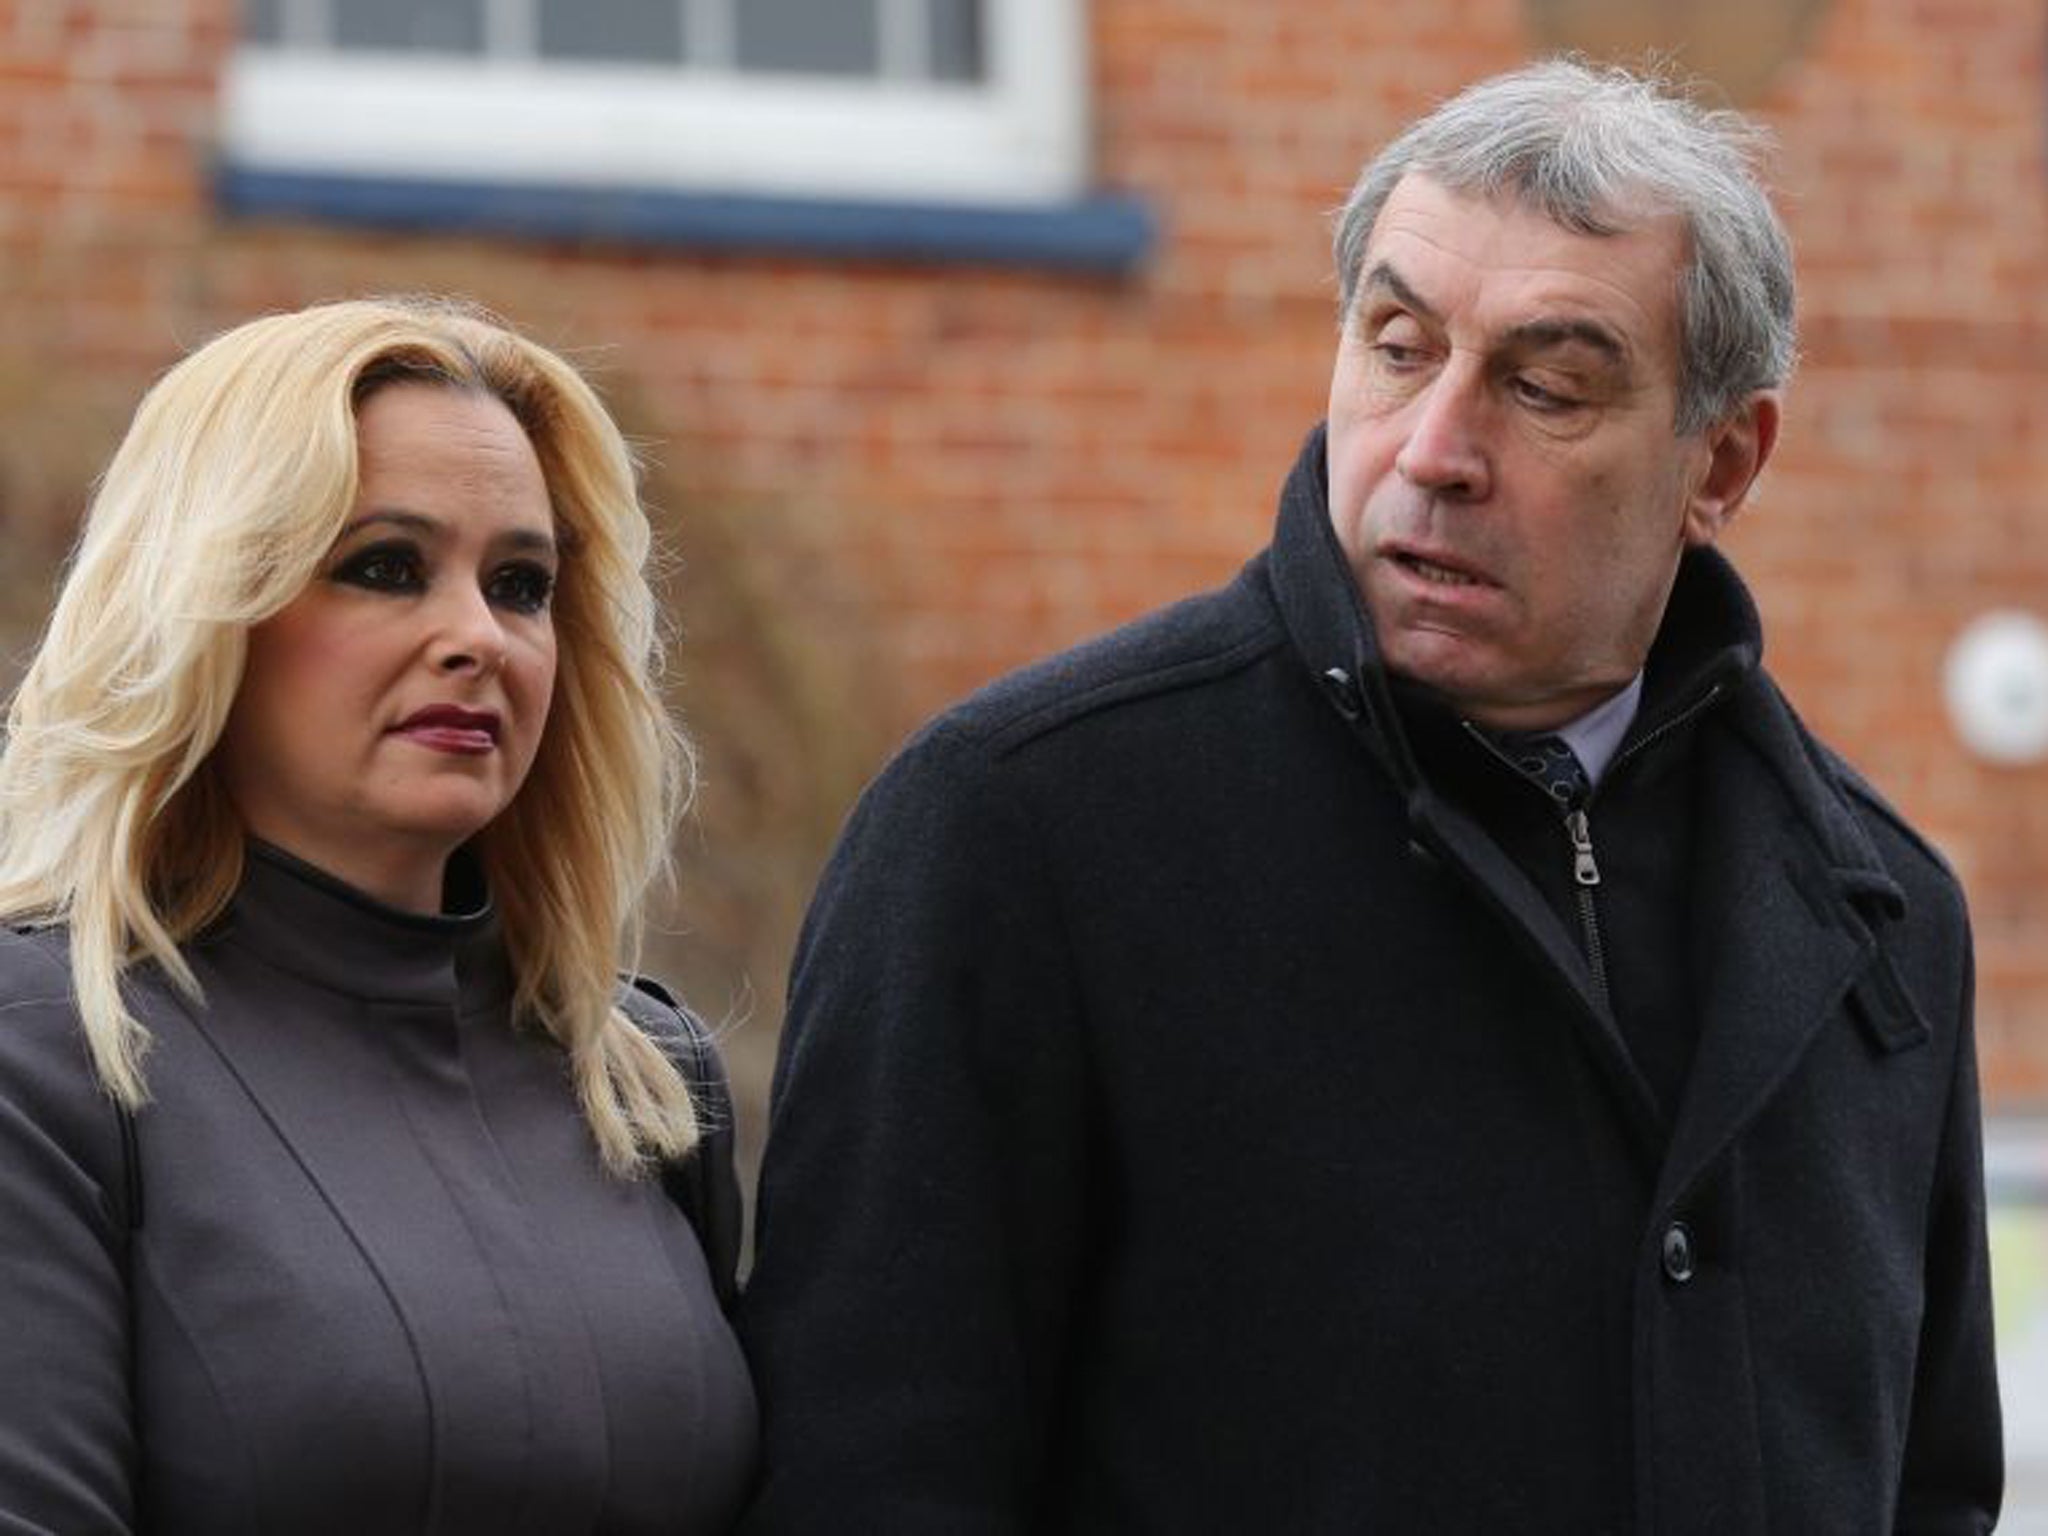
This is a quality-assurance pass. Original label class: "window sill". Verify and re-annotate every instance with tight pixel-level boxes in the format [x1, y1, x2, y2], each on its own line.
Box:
[215, 164, 1158, 276]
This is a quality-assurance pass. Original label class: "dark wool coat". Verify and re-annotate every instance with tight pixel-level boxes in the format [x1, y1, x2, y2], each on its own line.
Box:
[738, 427, 2002, 1534]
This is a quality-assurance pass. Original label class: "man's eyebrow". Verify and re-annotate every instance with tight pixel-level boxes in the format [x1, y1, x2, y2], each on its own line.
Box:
[1358, 261, 1438, 324]
[1501, 317, 1629, 367]
[1359, 261, 1633, 369]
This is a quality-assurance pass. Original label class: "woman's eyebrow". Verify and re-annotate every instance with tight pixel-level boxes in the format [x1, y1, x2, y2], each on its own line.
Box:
[339, 509, 440, 540]
[339, 511, 557, 557]
[498, 528, 559, 557]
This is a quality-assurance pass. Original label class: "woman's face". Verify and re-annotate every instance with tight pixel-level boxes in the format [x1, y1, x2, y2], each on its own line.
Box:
[214, 382, 561, 911]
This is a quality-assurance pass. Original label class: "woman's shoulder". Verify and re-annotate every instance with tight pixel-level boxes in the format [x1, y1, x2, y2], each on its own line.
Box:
[0, 924, 87, 1054]
[615, 974, 744, 1309]
[614, 975, 730, 1090]
[0, 925, 128, 1203]
[0, 920, 72, 990]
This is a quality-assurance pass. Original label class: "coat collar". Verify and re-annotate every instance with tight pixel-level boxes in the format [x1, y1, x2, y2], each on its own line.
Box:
[1652, 678, 1918, 1206]
[1264, 422, 1423, 794]
[1264, 419, 1772, 793]
[1263, 420, 1919, 1183]
[200, 841, 513, 1011]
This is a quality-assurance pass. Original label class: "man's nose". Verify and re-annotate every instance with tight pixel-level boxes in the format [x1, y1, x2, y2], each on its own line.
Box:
[1394, 362, 1491, 501]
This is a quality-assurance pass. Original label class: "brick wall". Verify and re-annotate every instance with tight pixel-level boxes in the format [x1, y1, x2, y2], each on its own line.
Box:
[1, 0, 2045, 1105]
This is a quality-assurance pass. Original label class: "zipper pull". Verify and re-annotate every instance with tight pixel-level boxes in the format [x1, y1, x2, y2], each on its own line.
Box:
[1565, 808, 1601, 886]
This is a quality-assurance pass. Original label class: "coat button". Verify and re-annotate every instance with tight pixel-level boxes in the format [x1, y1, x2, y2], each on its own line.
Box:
[1319, 667, 1363, 721]
[1661, 1221, 1696, 1284]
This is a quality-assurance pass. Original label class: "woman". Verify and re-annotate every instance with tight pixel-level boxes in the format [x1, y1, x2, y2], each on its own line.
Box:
[0, 297, 756, 1532]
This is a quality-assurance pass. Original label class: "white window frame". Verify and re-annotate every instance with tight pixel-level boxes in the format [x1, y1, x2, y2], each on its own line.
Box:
[220, 1, 1089, 208]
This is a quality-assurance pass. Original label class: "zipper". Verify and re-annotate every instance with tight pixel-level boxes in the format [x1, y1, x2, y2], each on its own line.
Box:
[1559, 682, 1722, 1015]
[1565, 807, 1600, 886]
[1460, 682, 1725, 1017]
[1463, 721, 1621, 1012]
[1565, 809, 1611, 1014]
[1598, 682, 1724, 782]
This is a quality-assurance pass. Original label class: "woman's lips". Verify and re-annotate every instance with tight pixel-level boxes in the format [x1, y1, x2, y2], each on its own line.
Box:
[392, 706, 500, 756]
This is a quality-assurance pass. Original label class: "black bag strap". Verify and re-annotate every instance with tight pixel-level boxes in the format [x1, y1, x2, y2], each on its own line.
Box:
[620, 975, 745, 1313]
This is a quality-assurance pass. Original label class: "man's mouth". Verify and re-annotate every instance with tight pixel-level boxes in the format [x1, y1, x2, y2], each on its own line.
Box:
[1392, 551, 1492, 588]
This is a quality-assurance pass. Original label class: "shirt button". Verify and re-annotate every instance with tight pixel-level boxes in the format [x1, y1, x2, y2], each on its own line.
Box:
[1661, 1220, 1697, 1284]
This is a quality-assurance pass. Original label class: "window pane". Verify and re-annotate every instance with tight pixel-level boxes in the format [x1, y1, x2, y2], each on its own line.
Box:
[735, 0, 878, 77]
[243, 0, 282, 45]
[538, 0, 685, 63]
[928, 0, 983, 82]
[334, 0, 485, 53]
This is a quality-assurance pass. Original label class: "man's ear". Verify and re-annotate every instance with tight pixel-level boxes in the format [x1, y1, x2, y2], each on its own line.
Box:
[1683, 390, 1780, 547]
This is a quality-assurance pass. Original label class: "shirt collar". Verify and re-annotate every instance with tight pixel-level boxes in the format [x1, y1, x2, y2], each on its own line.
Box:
[1551, 673, 1644, 789]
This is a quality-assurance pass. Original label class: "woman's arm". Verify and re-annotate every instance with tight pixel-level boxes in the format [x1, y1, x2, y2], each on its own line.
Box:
[0, 933, 136, 1534]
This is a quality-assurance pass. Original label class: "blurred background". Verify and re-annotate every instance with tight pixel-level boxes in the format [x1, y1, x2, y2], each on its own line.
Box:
[2, 0, 2045, 1514]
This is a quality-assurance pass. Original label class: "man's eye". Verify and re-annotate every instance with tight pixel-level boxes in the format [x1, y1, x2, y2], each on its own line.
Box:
[487, 562, 555, 616]
[332, 544, 423, 592]
[1510, 376, 1579, 412]
[1373, 342, 1428, 370]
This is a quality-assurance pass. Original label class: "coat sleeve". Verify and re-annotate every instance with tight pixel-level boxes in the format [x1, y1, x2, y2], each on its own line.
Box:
[0, 938, 136, 1534]
[676, 1010, 746, 1315]
[627, 981, 747, 1315]
[736, 722, 1092, 1533]
[1893, 934, 2003, 1535]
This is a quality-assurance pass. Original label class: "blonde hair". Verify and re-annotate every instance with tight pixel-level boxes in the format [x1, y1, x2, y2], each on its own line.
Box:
[0, 295, 699, 1173]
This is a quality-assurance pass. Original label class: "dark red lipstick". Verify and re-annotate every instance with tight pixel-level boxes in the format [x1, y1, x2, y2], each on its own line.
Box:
[392, 705, 500, 755]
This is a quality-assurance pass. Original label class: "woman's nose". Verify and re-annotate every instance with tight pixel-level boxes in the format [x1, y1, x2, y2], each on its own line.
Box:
[428, 586, 508, 676]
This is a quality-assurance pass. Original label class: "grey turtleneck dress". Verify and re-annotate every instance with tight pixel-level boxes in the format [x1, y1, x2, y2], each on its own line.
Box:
[0, 843, 757, 1534]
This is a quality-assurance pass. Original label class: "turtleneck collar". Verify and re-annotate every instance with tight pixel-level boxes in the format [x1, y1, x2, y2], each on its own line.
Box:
[206, 841, 512, 1010]
[1264, 420, 1765, 794]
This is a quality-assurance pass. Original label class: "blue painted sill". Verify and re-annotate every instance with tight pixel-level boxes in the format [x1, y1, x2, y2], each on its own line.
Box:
[216, 165, 1158, 275]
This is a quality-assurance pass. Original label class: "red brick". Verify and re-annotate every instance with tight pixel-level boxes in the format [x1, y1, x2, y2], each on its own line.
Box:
[1, 0, 2045, 1103]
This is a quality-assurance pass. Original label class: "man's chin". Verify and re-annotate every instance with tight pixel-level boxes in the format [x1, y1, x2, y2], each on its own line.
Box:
[1379, 630, 1506, 704]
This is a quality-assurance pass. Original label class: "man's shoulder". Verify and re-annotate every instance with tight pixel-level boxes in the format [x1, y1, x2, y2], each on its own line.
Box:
[925, 558, 1285, 763]
[1810, 738, 1961, 891]
[1726, 670, 1967, 942]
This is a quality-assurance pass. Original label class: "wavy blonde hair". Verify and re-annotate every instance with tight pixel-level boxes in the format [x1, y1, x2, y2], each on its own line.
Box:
[0, 296, 698, 1173]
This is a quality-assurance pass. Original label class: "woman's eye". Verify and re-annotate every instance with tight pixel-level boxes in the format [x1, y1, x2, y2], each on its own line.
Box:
[332, 544, 423, 592]
[487, 562, 555, 616]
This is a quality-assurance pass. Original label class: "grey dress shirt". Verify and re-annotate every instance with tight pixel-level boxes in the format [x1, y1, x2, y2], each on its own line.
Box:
[0, 843, 756, 1533]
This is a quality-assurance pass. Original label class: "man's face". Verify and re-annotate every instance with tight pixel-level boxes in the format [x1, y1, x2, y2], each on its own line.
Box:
[1326, 173, 1773, 731]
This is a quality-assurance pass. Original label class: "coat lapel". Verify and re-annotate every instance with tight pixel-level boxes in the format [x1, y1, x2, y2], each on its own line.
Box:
[1409, 784, 1669, 1159]
[1654, 681, 1907, 1209]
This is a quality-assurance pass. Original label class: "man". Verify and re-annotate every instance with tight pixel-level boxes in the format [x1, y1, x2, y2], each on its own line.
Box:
[739, 61, 2002, 1533]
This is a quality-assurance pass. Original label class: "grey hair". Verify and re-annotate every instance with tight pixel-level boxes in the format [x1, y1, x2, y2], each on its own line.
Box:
[1332, 58, 1796, 435]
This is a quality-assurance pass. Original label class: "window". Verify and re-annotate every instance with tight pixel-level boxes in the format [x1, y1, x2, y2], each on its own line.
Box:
[223, 0, 1090, 208]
